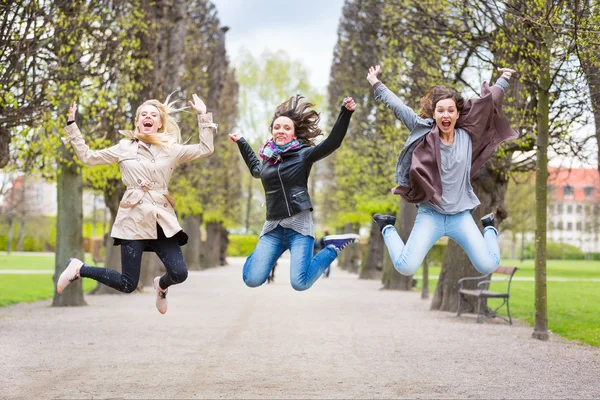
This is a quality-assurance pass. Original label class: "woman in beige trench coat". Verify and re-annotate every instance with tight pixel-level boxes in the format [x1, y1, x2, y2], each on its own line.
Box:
[57, 94, 216, 314]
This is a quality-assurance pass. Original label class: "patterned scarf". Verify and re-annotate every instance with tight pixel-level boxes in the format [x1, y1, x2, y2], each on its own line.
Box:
[259, 139, 301, 165]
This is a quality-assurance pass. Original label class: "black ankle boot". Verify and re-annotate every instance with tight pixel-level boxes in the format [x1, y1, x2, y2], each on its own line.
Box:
[373, 214, 396, 232]
[481, 213, 495, 229]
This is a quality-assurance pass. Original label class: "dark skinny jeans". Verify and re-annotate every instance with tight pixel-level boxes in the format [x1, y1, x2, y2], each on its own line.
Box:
[80, 225, 188, 293]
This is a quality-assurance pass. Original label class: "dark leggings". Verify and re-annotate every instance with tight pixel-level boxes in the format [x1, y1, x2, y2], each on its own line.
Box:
[80, 226, 188, 293]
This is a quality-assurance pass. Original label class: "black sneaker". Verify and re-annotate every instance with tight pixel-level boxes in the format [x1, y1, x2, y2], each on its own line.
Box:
[322, 234, 360, 251]
[481, 213, 495, 229]
[373, 214, 396, 232]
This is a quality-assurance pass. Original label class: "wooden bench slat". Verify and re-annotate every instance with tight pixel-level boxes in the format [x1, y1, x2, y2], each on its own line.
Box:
[458, 289, 509, 299]
[494, 266, 517, 275]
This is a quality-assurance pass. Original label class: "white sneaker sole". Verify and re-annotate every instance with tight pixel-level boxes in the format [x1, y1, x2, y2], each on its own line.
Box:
[323, 233, 360, 243]
[57, 258, 83, 294]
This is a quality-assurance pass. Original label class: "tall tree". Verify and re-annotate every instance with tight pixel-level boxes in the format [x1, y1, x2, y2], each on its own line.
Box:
[234, 49, 321, 235]
[326, 0, 402, 275]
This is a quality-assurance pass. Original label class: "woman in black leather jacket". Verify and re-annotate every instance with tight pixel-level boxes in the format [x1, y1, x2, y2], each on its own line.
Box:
[229, 95, 360, 290]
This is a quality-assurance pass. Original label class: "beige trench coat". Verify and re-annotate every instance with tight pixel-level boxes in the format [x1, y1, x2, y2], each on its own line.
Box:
[62, 114, 215, 241]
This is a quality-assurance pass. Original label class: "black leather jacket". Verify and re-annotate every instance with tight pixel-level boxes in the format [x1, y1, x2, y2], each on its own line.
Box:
[236, 106, 353, 220]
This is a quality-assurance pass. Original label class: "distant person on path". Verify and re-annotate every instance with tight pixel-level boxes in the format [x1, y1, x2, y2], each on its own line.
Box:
[57, 95, 217, 314]
[367, 65, 519, 276]
[229, 95, 359, 290]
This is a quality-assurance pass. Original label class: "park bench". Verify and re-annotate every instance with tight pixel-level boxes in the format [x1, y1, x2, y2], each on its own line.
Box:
[456, 266, 518, 325]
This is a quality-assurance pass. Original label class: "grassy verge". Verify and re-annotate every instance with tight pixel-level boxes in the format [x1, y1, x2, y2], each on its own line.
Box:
[0, 275, 97, 307]
[414, 259, 600, 347]
[0, 253, 99, 270]
[0, 253, 101, 307]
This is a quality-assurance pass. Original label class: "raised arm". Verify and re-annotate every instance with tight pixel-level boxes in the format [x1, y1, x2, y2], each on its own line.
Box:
[367, 65, 422, 131]
[174, 94, 215, 164]
[229, 133, 262, 179]
[489, 67, 515, 103]
[304, 97, 355, 163]
[62, 101, 120, 166]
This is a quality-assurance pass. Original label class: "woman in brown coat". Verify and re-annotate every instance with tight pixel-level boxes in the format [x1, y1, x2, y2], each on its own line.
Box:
[56, 94, 216, 314]
[367, 65, 518, 277]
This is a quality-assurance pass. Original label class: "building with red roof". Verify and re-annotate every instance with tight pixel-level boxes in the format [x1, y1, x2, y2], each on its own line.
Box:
[547, 167, 600, 252]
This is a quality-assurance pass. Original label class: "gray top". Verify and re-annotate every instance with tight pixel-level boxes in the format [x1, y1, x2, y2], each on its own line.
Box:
[423, 129, 480, 214]
[373, 78, 510, 214]
[261, 209, 314, 238]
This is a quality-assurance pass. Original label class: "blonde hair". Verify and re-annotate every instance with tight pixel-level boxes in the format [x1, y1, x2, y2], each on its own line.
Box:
[121, 95, 185, 145]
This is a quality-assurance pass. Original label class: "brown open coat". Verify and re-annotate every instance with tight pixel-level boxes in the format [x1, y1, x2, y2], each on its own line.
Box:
[62, 113, 214, 241]
[393, 82, 519, 204]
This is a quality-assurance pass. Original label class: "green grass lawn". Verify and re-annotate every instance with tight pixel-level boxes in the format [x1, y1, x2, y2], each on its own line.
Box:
[415, 259, 600, 347]
[0, 275, 97, 307]
[0, 253, 98, 270]
[0, 253, 101, 307]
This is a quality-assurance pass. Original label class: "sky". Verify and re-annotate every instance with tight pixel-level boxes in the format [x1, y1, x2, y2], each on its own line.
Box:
[211, 0, 346, 92]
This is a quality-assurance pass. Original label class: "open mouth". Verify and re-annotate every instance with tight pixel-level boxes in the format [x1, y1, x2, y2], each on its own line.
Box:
[142, 119, 154, 128]
[441, 121, 451, 129]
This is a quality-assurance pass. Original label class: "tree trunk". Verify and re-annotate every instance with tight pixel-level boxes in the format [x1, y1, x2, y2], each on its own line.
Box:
[92, 187, 123, 295]
[532, 8, 552, 340]
[17, 217, 25, 252]
[337, 222, 360, 273]
[220, 225, 229, 266]
[421, 256, 429, 299]
[381, 200, 415, 290]
[53, 149, 86, 307]
[140, 252, 165, 288]
[201, 221, 222, 269]
[183, 215, 202, 270]
[162, 0, 187, 93]
[359, 220, 384, 280]
[17, 176, 26, 251]
[6, 211, 14, 254]
[578, 1, 600, 177]
[0, 126, 9, 168]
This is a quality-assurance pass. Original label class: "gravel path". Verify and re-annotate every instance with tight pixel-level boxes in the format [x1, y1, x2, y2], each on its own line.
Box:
[1, 256, 598, 399]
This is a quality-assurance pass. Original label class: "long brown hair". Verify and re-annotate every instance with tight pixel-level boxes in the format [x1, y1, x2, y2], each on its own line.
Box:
[270, 95, 322, 146]
[418, 86, 465, 118]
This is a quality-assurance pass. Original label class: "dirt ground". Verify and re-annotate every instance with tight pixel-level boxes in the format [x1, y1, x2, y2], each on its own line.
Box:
[1, 256, 598, 399]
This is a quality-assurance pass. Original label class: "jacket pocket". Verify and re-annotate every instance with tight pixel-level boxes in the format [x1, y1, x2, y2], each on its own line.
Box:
[290, 190, 312, 211]
[119, 190, 143, 208]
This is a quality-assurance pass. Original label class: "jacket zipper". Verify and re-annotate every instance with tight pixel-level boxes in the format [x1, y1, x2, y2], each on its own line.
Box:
[277, 163, 291, 216]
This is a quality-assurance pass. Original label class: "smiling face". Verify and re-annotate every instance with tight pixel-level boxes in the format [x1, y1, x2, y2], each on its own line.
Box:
[433, 98, 459, 135]
[271, 116, 296, 146]
[135, 104, 163, 134]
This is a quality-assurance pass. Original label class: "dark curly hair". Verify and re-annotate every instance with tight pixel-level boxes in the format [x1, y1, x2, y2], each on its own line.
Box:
[418, 86, 465, 118]
[270, 95, 322, 146]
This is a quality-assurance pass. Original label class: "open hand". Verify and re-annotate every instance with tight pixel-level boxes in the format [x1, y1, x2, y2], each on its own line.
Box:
[367, 65, 381, 86]
[189, 94, 207, 115]
[343, 97, 356, 111]
[498, 67, 516, 79]
[68, 101, 78, 122]
[229, 131, 243, 142]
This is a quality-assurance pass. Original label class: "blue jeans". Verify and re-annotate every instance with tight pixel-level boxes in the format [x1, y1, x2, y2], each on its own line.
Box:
[382, 207, 500, 276]
[243, 226, 338, 291]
